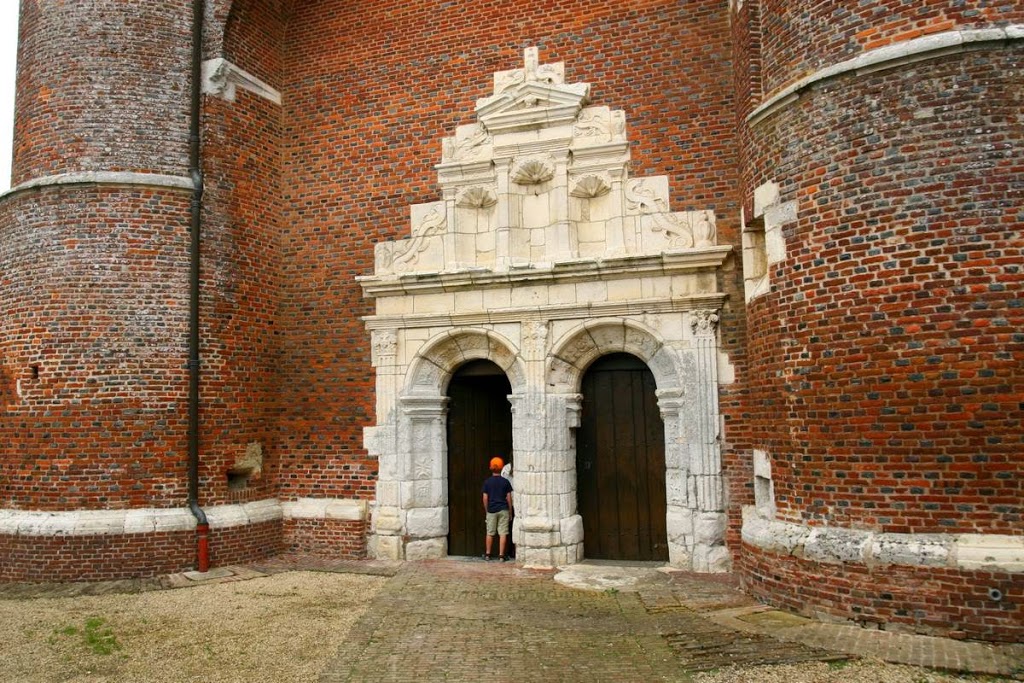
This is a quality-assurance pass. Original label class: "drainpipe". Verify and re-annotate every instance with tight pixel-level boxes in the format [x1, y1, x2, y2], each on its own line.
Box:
[188, 0, 210, 573]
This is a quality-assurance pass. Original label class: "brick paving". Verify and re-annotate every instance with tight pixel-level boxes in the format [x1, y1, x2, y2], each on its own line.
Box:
[315, 559, 1023, 682]
[319, 560, 691, 683]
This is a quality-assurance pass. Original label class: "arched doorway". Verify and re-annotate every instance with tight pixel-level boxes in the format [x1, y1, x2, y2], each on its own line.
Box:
[446, 359, 513, 557]
[577, 353, 668, 561]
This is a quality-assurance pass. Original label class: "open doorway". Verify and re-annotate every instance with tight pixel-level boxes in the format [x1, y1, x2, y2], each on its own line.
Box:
[446, 359, 513, 557]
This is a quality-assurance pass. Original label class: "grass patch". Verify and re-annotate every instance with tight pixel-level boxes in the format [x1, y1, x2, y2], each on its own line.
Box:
[52, 616, 121, 656]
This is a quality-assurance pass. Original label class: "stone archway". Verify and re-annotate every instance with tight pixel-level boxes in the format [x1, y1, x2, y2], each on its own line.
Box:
[360, 48, 732, 570]
[548, 315, 729, 571]
[368, 329, 525, 561]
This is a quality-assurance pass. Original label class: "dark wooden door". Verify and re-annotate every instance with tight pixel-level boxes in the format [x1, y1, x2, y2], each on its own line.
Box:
[446, 360, 513, 557]
[577, 353, 668, 561]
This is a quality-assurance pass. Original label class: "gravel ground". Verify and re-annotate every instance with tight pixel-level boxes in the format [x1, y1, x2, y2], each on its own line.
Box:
[0, 570, 1010, 682]
[694, 660, 1001, 683]
[1, 571, 387, 683]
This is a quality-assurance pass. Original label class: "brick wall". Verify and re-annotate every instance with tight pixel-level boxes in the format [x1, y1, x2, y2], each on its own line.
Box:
[0, 188, 192, 510]
[741, 48, 1023, 534]
[739, 543, 1024, 642]
[274, 0, 745, 506]
[284, 519, 368, 558]
[196, 0, 288, 507]
[0, 530, 195, 582]
[209, 519, 285, 567]
[758, 0, 1024, 97]
[0, 521, 284, 582]
[732, 0, 1023, 642]
[12, 1, 192, 184]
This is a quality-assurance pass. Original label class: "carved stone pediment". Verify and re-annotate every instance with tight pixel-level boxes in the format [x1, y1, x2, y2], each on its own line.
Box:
[476, 47, 590, 134]
[368, 46, 725, 277]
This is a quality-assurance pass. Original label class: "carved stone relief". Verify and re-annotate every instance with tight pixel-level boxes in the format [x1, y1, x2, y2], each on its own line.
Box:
[511, 157, 556, 185]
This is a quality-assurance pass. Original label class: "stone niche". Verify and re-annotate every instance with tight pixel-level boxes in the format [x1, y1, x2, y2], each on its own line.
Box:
[360, 48, 732, 571]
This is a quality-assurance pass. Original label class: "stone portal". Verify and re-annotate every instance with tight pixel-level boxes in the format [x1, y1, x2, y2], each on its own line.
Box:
[360, 48, 732, 570]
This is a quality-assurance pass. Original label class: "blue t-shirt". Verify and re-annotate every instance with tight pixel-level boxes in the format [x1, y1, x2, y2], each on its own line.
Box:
[482, 474, 513, 513]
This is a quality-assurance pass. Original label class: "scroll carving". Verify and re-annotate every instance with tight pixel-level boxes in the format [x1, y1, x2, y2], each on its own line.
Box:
[573, 108, 625, 142]
[627, 180, 717, 248]
[373, 331, 398, 358]
[443, 126, 491, 161]
[393, 206, 447, 272]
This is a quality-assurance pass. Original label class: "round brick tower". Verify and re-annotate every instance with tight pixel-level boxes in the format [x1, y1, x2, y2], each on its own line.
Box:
[0, 0, 286, 580]
[732, 2, 1023, 641]
[0, 1, 198, 579]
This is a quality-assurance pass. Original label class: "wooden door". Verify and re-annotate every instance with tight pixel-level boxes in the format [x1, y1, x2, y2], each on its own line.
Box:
[446, 360, 513, 557]
[577, 353, 668, 561]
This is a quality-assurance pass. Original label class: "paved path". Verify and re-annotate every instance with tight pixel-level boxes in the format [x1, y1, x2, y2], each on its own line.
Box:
[301, 558, 1021, 682]
[2, 555, 1021, 681]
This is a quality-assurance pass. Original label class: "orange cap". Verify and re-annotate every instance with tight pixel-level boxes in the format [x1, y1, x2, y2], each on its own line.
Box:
[489, 457, 504, 472]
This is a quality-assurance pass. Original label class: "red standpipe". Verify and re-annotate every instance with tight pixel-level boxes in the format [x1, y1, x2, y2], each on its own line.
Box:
[196, 523, 210, 573]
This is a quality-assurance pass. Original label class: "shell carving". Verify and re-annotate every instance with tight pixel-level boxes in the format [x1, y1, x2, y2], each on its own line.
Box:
[569, 174, 611, 199]
[510, 157, 556, 185]
[455, 186, 498, 209]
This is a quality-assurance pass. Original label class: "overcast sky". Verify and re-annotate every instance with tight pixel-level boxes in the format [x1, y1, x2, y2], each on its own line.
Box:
[0, 4, 18, 192]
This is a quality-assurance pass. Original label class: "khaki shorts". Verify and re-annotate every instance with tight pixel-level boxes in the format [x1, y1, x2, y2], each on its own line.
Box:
[486, 509, 510, 536]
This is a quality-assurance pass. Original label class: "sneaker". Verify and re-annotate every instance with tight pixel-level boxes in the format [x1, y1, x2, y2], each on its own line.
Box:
[482, 554, 491, 562]
[500, 555, 510, 563]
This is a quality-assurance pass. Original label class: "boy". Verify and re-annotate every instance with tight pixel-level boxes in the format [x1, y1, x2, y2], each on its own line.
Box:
[482, 456, 513, 561]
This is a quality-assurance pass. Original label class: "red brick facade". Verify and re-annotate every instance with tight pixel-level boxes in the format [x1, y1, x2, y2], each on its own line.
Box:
[0, 0, 1019, 642]
[734, 0, 1023, 642]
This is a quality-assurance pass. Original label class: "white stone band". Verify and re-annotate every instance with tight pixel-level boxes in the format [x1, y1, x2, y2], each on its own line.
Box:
[748, 25, 1024, 127]
[0, 498, 369, 536]
[1, 171, 195, 200]
[742, 506, 1024, 573]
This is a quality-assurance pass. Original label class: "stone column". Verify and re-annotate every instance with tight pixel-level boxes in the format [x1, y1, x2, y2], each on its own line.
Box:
[510, 390, 583, 567]
[688, 309, 730, 572]
[371, 394, 448, 560]
[657, 387, 694, 567]
[494, 158, 513, 268]
[547, 151, 576, 261]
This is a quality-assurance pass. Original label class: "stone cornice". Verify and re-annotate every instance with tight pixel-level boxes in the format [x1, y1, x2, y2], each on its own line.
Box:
[748, 25, 1024, 127]
[359, 247, 733, 299]
[202, 57, 282, 105]
[363, 293, 729, 331]
[742, 507, 1024, 573]
[0, 171, 194, 201]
